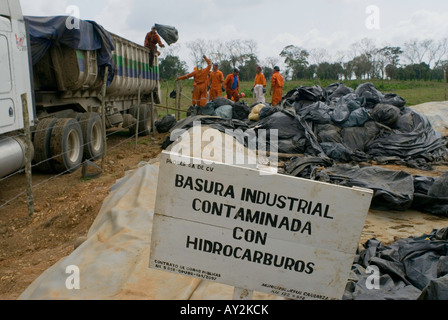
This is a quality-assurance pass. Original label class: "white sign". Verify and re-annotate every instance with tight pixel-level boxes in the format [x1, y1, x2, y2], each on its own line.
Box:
[149, 152, 373, 300]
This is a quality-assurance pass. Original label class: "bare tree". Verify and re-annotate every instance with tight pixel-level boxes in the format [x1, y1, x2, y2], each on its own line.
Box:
[161, 43, 182, 59]
[428, 38, 448, 68]
[207, 40, 228, 65]
[186, 39, 210, 66]
[264, 56, 280, 69]
[403, 39, 433, 65]
[309, 48, 330, 65]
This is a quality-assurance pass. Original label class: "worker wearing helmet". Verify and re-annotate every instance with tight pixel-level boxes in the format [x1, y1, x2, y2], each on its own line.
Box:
[253, 66, 267, 103]
[177, 56, 212, 114]
[144, 26, 165, 66]
[270, 66, 284, 106]
[209, 63, 224, 101]
[224, 68, 241, 102]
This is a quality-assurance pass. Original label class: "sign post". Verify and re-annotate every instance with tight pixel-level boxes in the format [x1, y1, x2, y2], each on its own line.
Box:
[150, 152, 373, 300]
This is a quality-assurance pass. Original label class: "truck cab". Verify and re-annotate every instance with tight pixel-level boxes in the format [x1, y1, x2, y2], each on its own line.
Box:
[0, 0, 36, 179]
[0, 0, 34, 135]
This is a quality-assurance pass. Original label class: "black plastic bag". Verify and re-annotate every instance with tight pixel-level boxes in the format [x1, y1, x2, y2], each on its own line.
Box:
[297, 101, 332, 124]
[290, 85, 327, 102]
[340, 107, 372, 128]
[252, 110, 326, 156]
[154, 24, 179, 45]
[326, 83, 355, 101]
[213, 97, 235, 107]
[259, 106, 280, 120]
[316, 124, 343, 144]
[342, 121, 381, 152]
[320, 142, 353, 162]
[355, 82, 384, 108]
[330, 93, 366, 125]
[232, 102, 250, 121]
[155, 114, 177, 133]
[381, 93, 407, 110]
[371, 104, 401, 127]
[366, 111, 447, 160]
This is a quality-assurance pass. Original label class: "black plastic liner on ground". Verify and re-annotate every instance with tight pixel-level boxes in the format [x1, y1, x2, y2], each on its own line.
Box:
[344, 227, 448, 300]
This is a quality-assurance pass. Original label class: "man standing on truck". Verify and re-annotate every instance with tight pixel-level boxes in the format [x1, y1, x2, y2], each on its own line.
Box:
[145, 26, 165, 66]
[270, 66, 284, 106]
[209, 63, 224, 101]
[176, 55, 212, 115]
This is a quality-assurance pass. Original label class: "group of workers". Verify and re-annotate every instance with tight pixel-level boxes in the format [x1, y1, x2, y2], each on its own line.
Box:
[175, 56, 285, 115]
[144, 28, 285, 115]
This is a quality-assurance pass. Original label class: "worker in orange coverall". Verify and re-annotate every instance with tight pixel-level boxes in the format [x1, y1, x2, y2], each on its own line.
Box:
[208, 63, 225, 101]
[270, 66, 284, 106]
[176, 56, 212, 115]
[224, 68, 241, 102]
[144, 26, 165, 66]
[253, 66, 267, 103]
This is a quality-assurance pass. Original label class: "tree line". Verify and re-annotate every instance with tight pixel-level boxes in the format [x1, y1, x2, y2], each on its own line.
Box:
[159, 37, 448, 82]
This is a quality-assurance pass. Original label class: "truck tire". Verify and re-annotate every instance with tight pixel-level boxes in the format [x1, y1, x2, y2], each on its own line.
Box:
[50, 118, 84, 174]
[78, 112, 104, 161]
[129, 105, 152, 136]
[33, 118, 58, 173]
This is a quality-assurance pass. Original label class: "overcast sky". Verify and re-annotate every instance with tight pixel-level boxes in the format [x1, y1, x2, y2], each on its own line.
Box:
[19, 0, 448, 68]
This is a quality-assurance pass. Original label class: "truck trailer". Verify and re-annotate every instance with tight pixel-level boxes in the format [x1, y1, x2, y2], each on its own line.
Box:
[0, 0, 161, 179]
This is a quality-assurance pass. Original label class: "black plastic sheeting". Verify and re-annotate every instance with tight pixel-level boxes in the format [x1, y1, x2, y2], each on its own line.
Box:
[344, 227, 448, 300]
[284, 158, 448, 216]
[161, 82, 448, 215]
[164, 83, 448, 170]
[24, 16, 115, 82]
[281, 82, 448, 169]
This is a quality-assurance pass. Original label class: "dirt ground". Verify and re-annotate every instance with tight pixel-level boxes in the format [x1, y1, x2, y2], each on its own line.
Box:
[1, 128, 448, 300]
[0, 130, 169, 300]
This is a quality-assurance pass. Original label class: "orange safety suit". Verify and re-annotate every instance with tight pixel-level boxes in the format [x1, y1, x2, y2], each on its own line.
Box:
[145, 31, 164, 66]
[254, 72, 267, 88]
[224, 73, 240, 102]
[144, 31, 163, 51]
[209, 70, 224, 101]
[177, 57, 212, 107]
[271, 70, 284, 106]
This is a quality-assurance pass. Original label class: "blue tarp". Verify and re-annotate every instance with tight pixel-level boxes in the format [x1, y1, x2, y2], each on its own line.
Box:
[24, 16, 115, 82]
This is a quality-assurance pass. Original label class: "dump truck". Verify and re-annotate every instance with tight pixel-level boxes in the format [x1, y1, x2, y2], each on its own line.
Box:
[0, 0, 161, 179]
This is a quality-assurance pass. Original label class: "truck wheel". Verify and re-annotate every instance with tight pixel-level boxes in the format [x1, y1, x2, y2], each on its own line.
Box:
[50, 118, 84, 174]
[129, 105, 152, 136]
[78, 112, 104, 161]
[33, 118, 58, 173]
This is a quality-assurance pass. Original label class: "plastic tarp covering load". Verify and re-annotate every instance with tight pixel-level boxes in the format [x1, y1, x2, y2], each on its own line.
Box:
[24, 16, 115, 68]
[19, 130, 280, 300]
[344, 228, 448, 300]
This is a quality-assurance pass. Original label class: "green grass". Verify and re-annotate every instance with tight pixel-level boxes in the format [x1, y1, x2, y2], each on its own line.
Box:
[157, 79, 448, 118]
